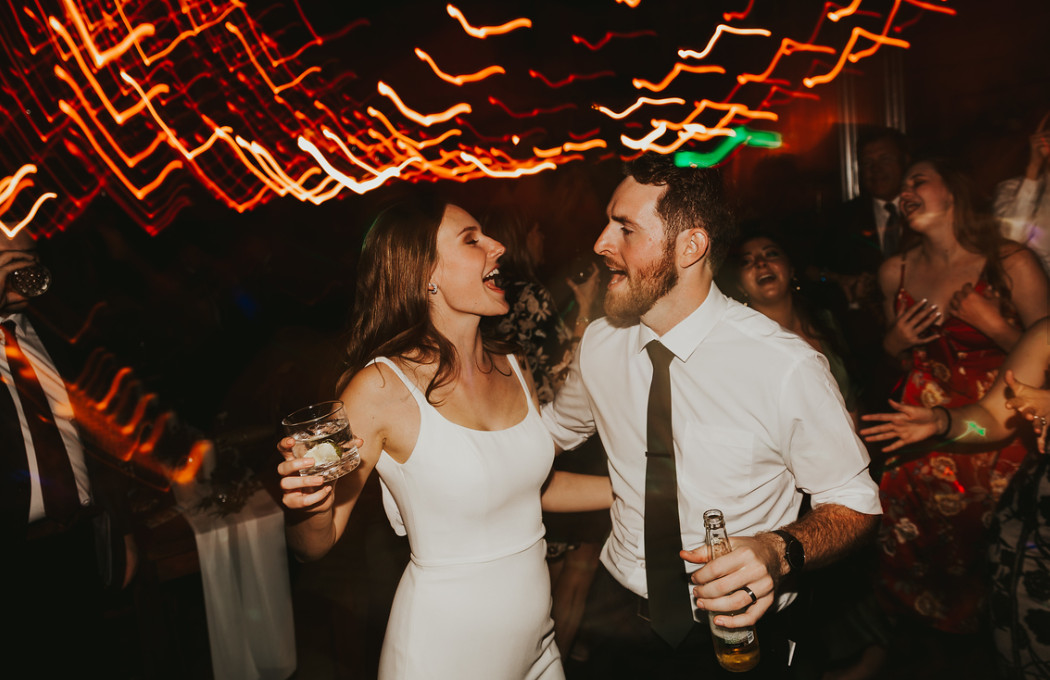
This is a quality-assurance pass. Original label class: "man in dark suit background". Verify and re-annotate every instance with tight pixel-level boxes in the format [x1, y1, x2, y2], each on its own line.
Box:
[1, 228, 138, 676]
[814, 126, 911, 413]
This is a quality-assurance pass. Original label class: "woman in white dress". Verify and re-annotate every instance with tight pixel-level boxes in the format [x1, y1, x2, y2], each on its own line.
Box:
[277, 193, 612, 679]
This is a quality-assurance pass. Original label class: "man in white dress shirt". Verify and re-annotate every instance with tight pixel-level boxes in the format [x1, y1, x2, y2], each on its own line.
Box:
[542, 153, 882, 677]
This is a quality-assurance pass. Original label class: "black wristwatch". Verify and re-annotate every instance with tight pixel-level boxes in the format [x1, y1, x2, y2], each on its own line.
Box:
[772, 529, 805, 573]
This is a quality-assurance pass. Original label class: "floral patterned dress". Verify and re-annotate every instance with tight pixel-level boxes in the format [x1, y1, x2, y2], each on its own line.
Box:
[493, 279, 574, 406]
[878, 264, 1029, 634]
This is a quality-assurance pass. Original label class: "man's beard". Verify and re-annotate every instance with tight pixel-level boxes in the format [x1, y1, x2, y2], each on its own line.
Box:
[604, 248, 677, 327]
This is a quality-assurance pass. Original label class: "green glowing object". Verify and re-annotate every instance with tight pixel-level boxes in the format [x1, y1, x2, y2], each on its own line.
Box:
[964, 420, 986, 437]
[673, 126, 783, 168]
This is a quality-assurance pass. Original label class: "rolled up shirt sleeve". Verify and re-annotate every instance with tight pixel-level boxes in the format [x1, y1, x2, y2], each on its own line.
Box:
[778, 354, 883, 515]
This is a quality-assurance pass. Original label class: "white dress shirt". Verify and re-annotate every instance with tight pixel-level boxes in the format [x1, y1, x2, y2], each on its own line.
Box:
[541, 283, 881, 609]
[0, 313, 92, 522]
[873, 196, 901, 251]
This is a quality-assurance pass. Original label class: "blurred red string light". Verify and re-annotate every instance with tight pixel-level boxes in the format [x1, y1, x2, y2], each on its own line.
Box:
[0, 0, 956, 237]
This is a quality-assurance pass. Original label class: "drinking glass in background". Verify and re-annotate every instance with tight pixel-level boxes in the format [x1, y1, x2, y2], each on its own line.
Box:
[9, 263, 52, 298]
[282, 400, 361, 481]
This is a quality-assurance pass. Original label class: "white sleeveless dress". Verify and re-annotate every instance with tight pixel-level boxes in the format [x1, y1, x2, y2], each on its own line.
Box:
[370, 355, 564, 680]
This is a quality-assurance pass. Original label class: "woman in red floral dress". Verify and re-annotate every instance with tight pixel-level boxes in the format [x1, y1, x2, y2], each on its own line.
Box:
[875, 157, 1048, 637]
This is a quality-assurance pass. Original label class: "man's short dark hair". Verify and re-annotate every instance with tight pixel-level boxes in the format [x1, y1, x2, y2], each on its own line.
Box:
[857, 125, 909, 158]
[623, 153, 736, 271]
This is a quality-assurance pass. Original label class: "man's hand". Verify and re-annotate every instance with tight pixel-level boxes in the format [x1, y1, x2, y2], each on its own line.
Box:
[682, 534, 782, 628]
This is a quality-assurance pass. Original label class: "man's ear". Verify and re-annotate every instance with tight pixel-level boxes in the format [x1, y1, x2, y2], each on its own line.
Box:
[678, 227, 710, 268]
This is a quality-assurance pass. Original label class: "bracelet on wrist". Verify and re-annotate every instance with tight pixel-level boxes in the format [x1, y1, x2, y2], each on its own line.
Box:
[576, 315, 590, 325]
[932, 405, 952, 438]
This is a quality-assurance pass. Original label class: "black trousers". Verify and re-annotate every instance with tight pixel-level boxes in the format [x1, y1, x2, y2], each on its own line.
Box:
[14, 517, 113, 675]
[571, 565, 812, 679]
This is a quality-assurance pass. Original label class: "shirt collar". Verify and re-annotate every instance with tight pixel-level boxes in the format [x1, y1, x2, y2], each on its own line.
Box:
[0, 313, 25, 336]
[630, 282, 728, 362]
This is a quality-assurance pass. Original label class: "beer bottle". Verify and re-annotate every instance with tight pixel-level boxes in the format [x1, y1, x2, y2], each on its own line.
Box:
[704, 509, 760, 672]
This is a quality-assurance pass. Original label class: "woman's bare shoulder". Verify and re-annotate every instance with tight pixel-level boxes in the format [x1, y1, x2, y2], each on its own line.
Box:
[342, 360, 416, 420]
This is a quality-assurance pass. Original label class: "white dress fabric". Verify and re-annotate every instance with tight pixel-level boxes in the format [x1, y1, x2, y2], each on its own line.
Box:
[371, 355, 564, 680]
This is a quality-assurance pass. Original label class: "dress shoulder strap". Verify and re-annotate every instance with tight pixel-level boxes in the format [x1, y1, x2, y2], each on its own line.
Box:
[897, 253, 907, 292]
[505, 353, 537, 415]
[366, 356, 428, 409]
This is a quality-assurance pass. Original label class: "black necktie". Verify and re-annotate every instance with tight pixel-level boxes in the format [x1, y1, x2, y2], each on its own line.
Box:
[644, 340, 693, 647]
[1, 321, 79, 522]
[883, 201, 901, 256]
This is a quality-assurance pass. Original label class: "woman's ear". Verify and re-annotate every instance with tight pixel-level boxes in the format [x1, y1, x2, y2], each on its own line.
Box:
[678, 227, 710, 268]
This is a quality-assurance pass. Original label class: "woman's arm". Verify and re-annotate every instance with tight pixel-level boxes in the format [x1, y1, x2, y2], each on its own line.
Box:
[949, 246, 1047, 351]
[279, 363, 413, 561]
[1004, 246, 1050, 329]
[541, 470, 613, 512]
[862, 317, 1050, 450]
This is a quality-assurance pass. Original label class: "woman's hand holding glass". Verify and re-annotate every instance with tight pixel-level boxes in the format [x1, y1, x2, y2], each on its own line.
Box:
[277, 434, 366, 510]
[859, 399, 940, 451]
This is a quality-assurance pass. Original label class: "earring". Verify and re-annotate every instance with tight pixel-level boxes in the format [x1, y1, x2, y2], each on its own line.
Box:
[427, 282, 438, 295]
[791, 276, 801, 292]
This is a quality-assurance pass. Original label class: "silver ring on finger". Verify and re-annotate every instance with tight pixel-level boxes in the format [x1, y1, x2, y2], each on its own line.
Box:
[740, 585, 758, 605]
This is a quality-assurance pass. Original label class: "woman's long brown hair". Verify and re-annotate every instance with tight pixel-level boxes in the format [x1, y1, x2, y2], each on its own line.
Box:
[339, 192, 512, 402]
[901, 157, 1020, 307]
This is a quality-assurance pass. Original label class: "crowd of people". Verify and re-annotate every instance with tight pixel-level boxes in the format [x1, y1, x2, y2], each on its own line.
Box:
[8, 105, 1050, 679]
[275, 110, 1050, 680]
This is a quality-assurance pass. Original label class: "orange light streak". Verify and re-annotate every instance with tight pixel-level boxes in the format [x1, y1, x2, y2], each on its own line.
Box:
[377, 81, 471, 126]
[564, 140, 606, 152]
[414, 48, 505, 85]
[616, 0, 641, 7]
[488, 97, 575, 118]
[48, 17, 161, 125]
[459, 152, 555, 178]
[0, 191, 57, 238]
[678, 25, 771, 60]
[803, 28, 910, 87]
[169, 441, 209, 484]
[828, 0, 863, 21]
[905, 0, 957, 14]
[224, 21, 321, 95]
[571, 30, 656, 51]
[58, 100, 183, 201]
[737, 39, 836, 85]
[723, 0, 756, 21]
[621, 122, 669, 150]
[55, 66, 167, 167]
[633, 64, 726, 92]
[0, 164, 40, 208]
[60, 0, 155, 68]
[117, 2, 239, 66]
[234, 136, 337, 204]
[529, 69, 615, 88]
[0, 177, 33, 216]
[657, 100, 777, 132]
[533, 139, 607, 158]
[446, 4, 532, 38]
[594, 97, 686, 119]
[298, 136, 421, 194]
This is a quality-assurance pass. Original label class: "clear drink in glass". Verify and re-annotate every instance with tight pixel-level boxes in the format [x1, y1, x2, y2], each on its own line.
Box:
[282, 400, 360, 481]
